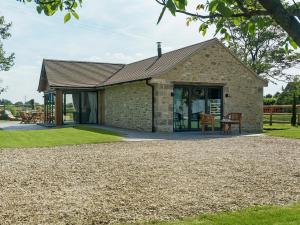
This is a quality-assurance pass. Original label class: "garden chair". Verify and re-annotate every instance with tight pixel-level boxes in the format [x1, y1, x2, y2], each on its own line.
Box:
[200, 113, 215, 134]
[221, 113, 242, 134]
[20, 112, 30, 124]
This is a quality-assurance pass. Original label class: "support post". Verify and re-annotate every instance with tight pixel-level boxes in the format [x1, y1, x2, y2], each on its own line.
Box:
[98, 90, 105, 125]
[55, 90, 63, 126]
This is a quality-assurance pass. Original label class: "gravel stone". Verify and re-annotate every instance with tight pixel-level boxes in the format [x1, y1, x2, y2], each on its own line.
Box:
[0, 136, 299, 224]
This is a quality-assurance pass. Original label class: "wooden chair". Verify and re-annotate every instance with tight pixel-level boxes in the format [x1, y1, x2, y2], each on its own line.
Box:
[200, 113, 215, 134]
[222, 113, 242, 134]
[20, 111, 30, 124]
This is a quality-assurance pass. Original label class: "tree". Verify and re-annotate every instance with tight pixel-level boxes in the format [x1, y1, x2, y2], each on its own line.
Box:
[0, 79, 8, 96]
[14, 101, 24, 106]
[265, 94, 273, 99]
[276, 77, 300, 105]
[0, 16, 14, 71]
[222, 17, 300, 82]
[263, 97, 277, 105]
[263, 94, 277, 105]
[0, 86, 6, 95]
[273, 92, 281, 98]
[155, 0, 300, 47]
[0, 99, 12, 105]
[291, 92, 297, 126]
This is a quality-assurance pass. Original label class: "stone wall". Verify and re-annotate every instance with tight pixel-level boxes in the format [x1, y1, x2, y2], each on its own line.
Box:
[152, 40, 266, 133]
[104, 81, 152, 131]
[152, 82, 174, 132]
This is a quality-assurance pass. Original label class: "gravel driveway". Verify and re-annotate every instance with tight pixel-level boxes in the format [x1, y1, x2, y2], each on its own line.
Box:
[0, 136, 299, 224]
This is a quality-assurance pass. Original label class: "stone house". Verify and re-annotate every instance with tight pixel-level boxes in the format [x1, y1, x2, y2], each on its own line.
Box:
[38, 38, 267, 133]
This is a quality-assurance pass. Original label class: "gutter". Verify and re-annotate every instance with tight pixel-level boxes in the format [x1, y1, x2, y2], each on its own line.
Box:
[146, 79, 155, 132]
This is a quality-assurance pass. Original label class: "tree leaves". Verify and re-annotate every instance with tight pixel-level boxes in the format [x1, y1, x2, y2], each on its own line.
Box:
[166, 0, 177, 16]
[0, 16, 15, 71]
[248, 21, 255, 34]
[156, 0, 300, 48]
[289, 38, 298, 49]
[19, 0, 82, 23]
[72, 11, 79, 20]
[64, 13, 71, 23]
[223, 18, 300, 82]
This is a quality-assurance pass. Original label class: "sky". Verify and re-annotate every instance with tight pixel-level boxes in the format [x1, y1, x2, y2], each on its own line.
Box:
[0, 0, 291, 103]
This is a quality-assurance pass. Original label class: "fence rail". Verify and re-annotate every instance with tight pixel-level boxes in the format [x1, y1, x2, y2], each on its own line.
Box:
[264, 105, 300, 125]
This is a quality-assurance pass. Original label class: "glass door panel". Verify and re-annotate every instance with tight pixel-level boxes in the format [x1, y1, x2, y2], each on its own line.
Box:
[81, 92, 97, 124]
[190, 87, 206, 129]
[173, 86, 223, 131]
[207, 88, 222, 129]
[173, 87, 189, 130]
[63, 93, 80, 124]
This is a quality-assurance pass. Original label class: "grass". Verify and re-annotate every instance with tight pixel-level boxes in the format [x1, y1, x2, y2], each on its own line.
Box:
[140, 204, 300, 225]
[264, 123, 300, 139]
[0, 125, 122, 148]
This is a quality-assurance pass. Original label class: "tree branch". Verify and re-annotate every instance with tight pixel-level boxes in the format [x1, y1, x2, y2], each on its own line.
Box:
[258, 0, 300, 46]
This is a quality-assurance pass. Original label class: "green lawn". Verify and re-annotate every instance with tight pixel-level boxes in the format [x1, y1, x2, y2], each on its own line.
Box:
[0, 126, 122, 148]
[264, 123, 300, 139]
[140, 204, 300, 225]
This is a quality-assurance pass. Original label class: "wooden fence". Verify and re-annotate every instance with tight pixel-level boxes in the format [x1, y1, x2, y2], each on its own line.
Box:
[264, 105, 300, 125]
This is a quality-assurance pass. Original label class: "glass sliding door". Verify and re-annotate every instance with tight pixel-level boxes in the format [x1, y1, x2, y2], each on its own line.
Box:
[207, 88, 222, 129]
[63, 91, 97, 125]
[44, 92, 55, 125]
[173, 87, 189, 130]
[173, 86, 223, 131]
[81, 92, 97, 124]
[63, 93, 80, 124]
[191, 87, 206, 129]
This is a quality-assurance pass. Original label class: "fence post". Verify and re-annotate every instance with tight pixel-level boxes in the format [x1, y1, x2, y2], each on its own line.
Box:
[269, 108, 273, 126]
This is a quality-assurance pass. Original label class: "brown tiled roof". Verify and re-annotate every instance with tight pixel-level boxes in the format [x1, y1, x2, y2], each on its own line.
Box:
[102, 39, 215, 86]
[39, 60, 124, 91]
[39, 38, 265, 91]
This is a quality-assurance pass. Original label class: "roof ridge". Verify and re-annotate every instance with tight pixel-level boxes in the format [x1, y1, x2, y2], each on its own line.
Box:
[97, 64, 126, 86]
[43, 59, 125, 66]
[43, 38, 217, 69]
[123, 38, 218, 67]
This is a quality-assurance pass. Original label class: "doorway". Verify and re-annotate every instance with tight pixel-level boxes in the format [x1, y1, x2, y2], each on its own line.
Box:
[63, 91, 98, 124]
[173, 86, 223, 131]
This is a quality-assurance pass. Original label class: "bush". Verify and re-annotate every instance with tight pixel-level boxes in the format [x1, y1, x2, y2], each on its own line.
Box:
[5, 105, 17, 116]
[263, 97, 277, 105]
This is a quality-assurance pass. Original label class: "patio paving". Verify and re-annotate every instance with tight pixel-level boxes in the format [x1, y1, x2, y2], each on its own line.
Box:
[97, 125, 264, 141]
[0, 120, 264, 141]
[0, 121, 46, 130]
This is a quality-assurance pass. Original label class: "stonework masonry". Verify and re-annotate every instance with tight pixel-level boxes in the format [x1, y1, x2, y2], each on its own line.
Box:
[151, 41, 266, 133]
[103, 41, 266, 133]
[104, 81, 152, 131]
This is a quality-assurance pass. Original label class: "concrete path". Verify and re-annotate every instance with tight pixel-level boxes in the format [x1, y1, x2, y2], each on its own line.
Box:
[0, 121, 46, 130]
[97, 125, 264, 141]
